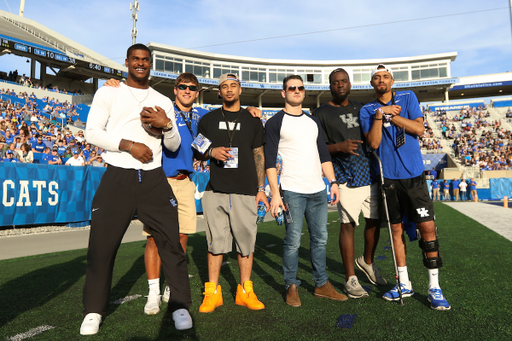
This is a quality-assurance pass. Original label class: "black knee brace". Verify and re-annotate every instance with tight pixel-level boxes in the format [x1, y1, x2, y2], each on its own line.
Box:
[416, 227, 443, 269]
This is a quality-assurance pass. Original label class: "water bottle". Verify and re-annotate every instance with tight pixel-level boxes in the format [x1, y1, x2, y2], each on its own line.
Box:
[256, 202, 266, 223]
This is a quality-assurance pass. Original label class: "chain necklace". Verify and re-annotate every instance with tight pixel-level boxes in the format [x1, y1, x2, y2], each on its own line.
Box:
[127, 84, 150, 108]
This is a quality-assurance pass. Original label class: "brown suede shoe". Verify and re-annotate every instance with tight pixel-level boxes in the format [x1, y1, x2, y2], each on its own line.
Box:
[314, 281, 348, 301]
[286, 284, 301, 307]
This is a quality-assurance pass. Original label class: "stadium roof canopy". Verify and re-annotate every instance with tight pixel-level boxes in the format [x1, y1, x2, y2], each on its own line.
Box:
[147, 42, 462, 107]
[0, 9, 126, 83]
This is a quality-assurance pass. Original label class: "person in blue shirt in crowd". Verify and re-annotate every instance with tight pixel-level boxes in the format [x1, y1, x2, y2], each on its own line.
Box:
[431, 178, 440, 201]
[442, 179, 450, 201]
[31, 135, 45, 153]
[5, 129, 14, 144]
[43, 135, 54, 149]
[41, 147, 52, 163]
[64, 131, 74, 144]
[2, 150, 20, 162]
[104, 71, 263, 315]
[360, 64, 450, 310]
[82, 143, 92, 160]
[469, 178, 478, 201]
[57, 140, 67, 156]
[68, 139, 78, 153]
[451, 178, 460, 201]
[47, 147, 62, 165]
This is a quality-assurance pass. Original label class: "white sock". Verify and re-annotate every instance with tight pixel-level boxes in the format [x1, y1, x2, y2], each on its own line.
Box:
[397, 266, 410, 285]
[148, 278, 160, 295]
[428, 269, 440, 289]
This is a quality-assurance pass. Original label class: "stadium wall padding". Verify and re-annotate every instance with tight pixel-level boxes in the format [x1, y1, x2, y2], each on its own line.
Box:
[490, 178, 512, 200]
[2, 164, 510, 227]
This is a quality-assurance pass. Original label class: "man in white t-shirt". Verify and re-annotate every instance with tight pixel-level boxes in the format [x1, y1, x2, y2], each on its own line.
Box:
[65, 150, 84, 166]
[459, 179, 468, 201]
[265, 75, 344, 307]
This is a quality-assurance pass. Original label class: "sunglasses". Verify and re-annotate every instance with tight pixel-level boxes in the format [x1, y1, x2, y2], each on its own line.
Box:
[177, 84, 198, 91]
[287, 86, 305, 92]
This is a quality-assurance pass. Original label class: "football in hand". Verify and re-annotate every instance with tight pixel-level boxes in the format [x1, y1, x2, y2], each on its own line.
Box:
[141, 106, 163, 137]
[141, 122, 163, 137]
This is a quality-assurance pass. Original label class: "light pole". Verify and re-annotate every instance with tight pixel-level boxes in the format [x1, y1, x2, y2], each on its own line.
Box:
[130, 0, 140, 45]
[19, 0, 25, 17]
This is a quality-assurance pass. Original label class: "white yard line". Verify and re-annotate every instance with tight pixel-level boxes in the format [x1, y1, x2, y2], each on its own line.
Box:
[6, 325, 55, 341]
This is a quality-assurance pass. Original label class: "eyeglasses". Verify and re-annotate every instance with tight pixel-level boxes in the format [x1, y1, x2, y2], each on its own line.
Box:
[177, 84, 199, 91]
[287, 86, 305, 92]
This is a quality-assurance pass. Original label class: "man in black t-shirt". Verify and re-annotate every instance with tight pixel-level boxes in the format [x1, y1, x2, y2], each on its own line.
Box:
[313, 68, 386, 299]
[196, 73, 269, 313]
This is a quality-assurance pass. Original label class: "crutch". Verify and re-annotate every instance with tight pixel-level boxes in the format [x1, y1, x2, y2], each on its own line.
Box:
[372, 151, 404, 305]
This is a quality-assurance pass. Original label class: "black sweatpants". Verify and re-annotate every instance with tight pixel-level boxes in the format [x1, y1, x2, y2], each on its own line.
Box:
[82, 165, 191, 316]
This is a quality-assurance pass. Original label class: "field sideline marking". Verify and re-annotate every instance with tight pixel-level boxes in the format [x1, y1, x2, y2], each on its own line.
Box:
[6, 325, 55, 341]
[112, 294, 142, 305]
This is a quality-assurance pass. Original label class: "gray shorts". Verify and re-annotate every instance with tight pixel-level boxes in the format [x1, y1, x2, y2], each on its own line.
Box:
[202, 191, 258, 256]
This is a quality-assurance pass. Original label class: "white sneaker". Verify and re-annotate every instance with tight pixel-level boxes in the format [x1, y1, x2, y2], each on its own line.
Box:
[356, 255, 388, 285]
[344, 275, 369, 299]
[162, 285, 170, 303]
[144, 291, 161, 315]
[80, 313, 101, 335]
[172, 308, 193, 330]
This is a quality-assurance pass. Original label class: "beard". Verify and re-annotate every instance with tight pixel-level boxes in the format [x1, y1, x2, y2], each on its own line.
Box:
[330, 88, 350, 105]
[375, 85, 389, 95]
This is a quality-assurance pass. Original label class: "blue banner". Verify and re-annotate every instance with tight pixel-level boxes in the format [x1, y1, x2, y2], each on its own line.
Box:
[450, 80, 512, 91]
[0, 163, 106, 226]
[150, 70, 458, 91]
[428, 102, 484, 111]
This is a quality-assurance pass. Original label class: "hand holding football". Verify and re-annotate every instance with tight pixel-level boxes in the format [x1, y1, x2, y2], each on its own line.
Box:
[140, 106, 167, 137]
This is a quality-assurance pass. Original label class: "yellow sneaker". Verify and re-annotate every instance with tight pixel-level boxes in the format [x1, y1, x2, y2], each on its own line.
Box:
[235, 281, 265, 310]
[199, 282, 223, 313]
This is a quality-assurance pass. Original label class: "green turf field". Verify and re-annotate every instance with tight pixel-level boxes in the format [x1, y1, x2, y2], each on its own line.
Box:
[1, 203, 511, 340]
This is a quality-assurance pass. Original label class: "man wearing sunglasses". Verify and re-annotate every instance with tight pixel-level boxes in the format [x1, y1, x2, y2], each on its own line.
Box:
[195, 73, 268, 313]
[265, 75, 344, 308]
[312, 68, 387, 300]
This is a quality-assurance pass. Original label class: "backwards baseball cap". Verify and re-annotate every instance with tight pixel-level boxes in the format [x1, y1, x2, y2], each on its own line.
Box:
[371, 64, 394, 79]
[218, 73, 240, 86]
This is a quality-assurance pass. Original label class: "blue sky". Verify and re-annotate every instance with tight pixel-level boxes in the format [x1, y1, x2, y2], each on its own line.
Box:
[1, 0, 511, 79]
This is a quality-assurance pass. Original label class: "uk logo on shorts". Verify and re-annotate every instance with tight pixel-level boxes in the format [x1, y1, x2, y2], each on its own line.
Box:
[416, 207, 429, 218]
[170, 199, 177, 207]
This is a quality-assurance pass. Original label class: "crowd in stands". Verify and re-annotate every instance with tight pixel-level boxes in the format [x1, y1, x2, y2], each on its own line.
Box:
[0, 90, 102, 167]
[421, 105, 512, 170]
[419, 121, 443, 152]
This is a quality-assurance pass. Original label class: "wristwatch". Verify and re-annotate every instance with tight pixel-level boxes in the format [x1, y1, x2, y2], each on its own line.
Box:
[330, 179, 339, 186]
[163, 120, 173, 131]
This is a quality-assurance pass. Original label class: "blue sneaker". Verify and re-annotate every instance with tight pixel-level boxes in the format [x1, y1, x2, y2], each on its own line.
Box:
[382, 281, 414, 301]
[428, 288, 451, 310]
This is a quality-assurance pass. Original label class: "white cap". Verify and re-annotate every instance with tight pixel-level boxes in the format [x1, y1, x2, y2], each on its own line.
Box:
[371, 64, 394, 79]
